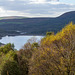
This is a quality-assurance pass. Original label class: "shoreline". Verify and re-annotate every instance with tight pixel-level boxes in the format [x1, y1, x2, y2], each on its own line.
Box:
[0, 34, 45, 38]
[0, 35, 44, 50]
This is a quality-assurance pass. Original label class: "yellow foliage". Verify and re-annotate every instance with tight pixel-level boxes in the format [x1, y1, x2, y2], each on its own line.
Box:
[29, 22, 75, 75]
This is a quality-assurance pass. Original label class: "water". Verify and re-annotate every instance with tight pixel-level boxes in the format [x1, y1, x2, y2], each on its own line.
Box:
[0, 35, 43, 50]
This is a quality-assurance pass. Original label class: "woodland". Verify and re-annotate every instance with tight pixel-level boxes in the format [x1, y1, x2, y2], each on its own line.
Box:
[0, 22, 75, 75]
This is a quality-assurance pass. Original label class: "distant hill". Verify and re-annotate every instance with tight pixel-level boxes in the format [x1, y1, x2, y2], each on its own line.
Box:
[0, 16, 28, 20]
[0, 11, 75, 37]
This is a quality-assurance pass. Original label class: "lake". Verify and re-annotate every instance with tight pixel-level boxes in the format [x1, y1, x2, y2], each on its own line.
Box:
[0, 35, 43, 50]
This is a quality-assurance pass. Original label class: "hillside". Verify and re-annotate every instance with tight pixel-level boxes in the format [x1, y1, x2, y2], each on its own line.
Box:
[0, 11, 75, 37]
[0, 16, 27, 20]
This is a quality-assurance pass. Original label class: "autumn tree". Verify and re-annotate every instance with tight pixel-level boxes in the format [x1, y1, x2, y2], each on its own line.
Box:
[29, 22, 75, 75]
[17, 37, 39, 75]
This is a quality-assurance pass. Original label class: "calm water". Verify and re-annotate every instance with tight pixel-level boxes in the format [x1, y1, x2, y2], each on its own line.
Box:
[0, 35, 43, 50]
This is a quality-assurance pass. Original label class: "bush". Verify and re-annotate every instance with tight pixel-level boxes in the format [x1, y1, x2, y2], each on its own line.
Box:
[0, 43, 15, 55]
[1, 61, 20, 75]
[46, 32, 54, 36]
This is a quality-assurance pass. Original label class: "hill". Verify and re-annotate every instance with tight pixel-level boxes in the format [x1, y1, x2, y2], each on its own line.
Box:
[0, 16, 27, 20]
[0, 11, 75, 37]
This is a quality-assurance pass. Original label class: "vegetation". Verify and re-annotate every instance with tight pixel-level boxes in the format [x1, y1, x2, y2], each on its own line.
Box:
[1, 61, 20, 75]
[0, 11, 75, 37]
[46, 32, 54, 36]
[0, 22, 75, 75]
[0, 43, 19, 75]
[29, 22, 75, 75]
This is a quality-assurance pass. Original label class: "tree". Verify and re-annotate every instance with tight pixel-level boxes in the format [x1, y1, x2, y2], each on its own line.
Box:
[29, 22, 75, 75]
[17, 37, 39, 75]
[46, 32, 54, 36]
[0, 43, 18, 75]
[1, 61, 20, 75]
[0, 43, 15, 55]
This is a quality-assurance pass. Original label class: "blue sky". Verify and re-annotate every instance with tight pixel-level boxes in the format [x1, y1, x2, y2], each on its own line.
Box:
[0, 0, 75, 17]
[60, 0, 75, 4]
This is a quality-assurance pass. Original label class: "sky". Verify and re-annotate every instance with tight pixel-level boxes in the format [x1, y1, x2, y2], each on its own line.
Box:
[0, 0, 75, 17]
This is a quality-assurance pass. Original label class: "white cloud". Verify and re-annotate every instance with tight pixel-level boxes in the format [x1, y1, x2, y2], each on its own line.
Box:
[30, 0, 46, 2]
[0, 7, 26, 17]
[29, 0, 59, 4]
[0, 0, 75, 17]
[9, 0, 15, 1]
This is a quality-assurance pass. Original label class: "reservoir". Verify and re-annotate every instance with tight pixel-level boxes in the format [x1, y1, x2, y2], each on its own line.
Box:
[0, 35, 43, 50]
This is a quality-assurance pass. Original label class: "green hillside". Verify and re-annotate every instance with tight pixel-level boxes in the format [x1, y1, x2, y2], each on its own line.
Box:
[0, 11, 75, 38]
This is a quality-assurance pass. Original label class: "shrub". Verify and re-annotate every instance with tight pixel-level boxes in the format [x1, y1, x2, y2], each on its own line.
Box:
[1, 61, 20, 75]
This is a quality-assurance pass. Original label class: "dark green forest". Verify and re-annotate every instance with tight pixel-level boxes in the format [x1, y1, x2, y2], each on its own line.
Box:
[0, 11, 75, 38]
[0, 22, 75, 75]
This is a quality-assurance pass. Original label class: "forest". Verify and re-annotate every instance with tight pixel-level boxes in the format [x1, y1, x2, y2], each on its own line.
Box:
[0, 22, 75, 75]
[0, 11, 75, 38]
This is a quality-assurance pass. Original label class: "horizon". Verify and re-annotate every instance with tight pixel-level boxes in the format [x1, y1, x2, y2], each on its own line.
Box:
[0, 10, 75, 18]
[0, 0, 75, 17]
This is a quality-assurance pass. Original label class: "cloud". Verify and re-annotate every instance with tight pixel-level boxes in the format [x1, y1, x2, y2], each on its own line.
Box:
[0, 0, 75, 17]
